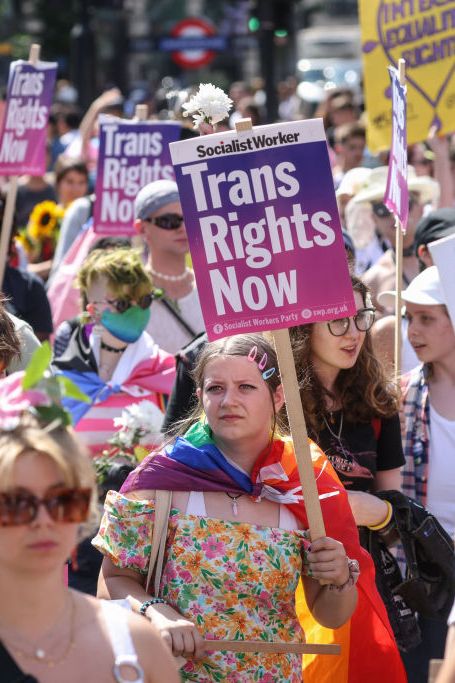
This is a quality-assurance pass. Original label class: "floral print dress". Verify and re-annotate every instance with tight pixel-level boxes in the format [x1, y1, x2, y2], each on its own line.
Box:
[93, 491, 310, 682]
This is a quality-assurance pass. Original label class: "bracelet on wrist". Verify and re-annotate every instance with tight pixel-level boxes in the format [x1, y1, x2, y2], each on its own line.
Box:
[327, 558, 360, 594]
[367, 500, 393, 531]
[139, 597, 167, 616]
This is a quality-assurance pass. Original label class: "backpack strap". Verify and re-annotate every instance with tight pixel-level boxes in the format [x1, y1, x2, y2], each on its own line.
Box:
[159, 297, 197, 338]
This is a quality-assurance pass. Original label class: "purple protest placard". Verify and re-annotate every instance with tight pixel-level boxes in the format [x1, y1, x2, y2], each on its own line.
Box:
[0, 60, 57, 176]
[384, 65, 408, 230]
[93, 116, 182, 235]
[170, 119, 356, 341]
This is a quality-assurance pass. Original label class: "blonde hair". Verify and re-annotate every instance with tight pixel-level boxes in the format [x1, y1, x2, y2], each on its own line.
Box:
[0, 415, 95, 493]
[78, 247, 153, 304]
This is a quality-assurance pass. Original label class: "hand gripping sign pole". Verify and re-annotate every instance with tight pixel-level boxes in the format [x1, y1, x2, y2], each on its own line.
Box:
[234, 119, 326, 541]
[0, 44, 41, 287]
[127, 596, 340, 655]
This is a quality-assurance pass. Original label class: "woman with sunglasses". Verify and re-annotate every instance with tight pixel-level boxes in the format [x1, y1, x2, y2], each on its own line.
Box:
[0, 378, 179, 683]
[290, 275, 404, 531]
[135, 180, 205, 355]
[52, 247, 176, 456]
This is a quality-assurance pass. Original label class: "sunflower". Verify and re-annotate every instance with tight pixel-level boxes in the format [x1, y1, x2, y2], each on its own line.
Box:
[27, 201, 64, 241]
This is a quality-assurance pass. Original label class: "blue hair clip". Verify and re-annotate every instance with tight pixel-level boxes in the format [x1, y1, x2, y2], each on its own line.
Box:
[262, 367, 276, 380]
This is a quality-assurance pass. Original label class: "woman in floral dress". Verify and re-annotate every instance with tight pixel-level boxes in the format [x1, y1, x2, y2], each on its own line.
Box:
[93, 334, 360, 682]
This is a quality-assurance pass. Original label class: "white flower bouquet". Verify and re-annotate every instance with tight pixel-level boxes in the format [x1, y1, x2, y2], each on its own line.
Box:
[94, 400, 164, 483]
[182, 83, 233, 130]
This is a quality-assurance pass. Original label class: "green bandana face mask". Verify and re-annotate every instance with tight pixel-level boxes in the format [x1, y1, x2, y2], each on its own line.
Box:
[100, 305, 150, 343]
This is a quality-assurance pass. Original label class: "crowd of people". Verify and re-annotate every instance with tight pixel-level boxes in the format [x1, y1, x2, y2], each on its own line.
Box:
[0, 65, 454, 683]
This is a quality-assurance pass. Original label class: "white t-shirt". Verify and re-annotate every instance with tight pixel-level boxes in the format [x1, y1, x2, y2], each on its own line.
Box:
[146, 287, 205, 354]
[427, 405, 455, 538]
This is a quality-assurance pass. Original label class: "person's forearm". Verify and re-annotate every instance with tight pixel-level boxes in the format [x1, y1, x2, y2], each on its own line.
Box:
[98, 571, 149, 603]
[311, 586, 358, 629]
[98, 572, 183, 621]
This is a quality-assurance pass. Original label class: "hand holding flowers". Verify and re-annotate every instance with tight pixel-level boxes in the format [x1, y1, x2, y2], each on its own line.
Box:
[182, 83, 233, 131]
[94, 400, 164, 484]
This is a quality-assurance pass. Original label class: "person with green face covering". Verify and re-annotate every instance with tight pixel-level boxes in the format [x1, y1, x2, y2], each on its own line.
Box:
[52, 247, 176, 457]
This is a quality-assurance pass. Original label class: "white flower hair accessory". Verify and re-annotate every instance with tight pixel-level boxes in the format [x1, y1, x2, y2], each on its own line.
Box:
[182, 83, 233, 130]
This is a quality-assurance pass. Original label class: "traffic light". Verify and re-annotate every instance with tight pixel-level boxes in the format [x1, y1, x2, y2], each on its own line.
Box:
[248, 1, 294, 36]
[273, 0, 294, 37]
[248, 0, 260, 32]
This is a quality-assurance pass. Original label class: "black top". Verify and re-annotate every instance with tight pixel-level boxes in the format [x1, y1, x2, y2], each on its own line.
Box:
[310, 411, 405, 492]
[3, 265, 53, 336]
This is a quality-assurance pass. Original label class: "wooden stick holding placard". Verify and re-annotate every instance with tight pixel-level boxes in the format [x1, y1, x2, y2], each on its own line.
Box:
[131, 104, 149, 252]
[126, 596, 340, 655]
[235, 118, 326, 541]
[0, 44, 41, 287]
[393, 58, 406, 387]
[134, 104, 148, 121]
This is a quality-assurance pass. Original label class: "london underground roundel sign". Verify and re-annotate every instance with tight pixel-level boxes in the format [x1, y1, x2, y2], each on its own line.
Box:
[170, 18, 217, 69]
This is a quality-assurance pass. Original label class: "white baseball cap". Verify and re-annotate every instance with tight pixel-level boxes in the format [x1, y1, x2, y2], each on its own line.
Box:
[378, 266, 446, 309]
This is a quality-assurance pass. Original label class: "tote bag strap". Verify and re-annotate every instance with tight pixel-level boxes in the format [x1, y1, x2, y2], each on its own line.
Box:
[145, 490, 172, 595]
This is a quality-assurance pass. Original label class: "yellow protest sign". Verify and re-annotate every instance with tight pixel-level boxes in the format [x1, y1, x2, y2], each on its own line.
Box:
[359, 0, 455, 152]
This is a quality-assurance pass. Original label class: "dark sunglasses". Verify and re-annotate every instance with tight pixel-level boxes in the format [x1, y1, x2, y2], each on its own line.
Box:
[372, 197, 416, 218]
[0, 487, 91, 526]
[145, 213, 184, 230]
[327, 308, 376, 337]
[106, 293, 154, 314]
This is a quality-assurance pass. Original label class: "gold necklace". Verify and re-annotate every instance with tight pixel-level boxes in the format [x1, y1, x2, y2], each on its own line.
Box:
[4, 594, 76, 669]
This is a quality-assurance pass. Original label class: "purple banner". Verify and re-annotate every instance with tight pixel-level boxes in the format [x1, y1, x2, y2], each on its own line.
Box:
[93, 117, 182, 235]
[384, 65, 408, 231]
[170, 119, 356, 341]
[0, 60, 57, 176]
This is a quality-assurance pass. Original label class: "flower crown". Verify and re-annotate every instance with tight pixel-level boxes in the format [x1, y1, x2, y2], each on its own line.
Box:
[0, 342, 89, 431]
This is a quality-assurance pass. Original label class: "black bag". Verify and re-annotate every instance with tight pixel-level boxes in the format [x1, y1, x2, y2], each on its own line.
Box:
[377, 491, 455, 621]
[0, 641, 39, 683]
[361, 490, 455, 651]
[360, 527, 421, 651]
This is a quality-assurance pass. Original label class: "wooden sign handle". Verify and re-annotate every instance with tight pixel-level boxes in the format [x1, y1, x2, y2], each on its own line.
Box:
[204, 640, 340, 655]
[273, 328, 326, 540]
[135, 104, 148, 121]
[394, 224, 403, 387]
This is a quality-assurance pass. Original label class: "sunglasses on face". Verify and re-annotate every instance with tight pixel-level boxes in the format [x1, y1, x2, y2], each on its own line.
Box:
[327, 308, 376, 337]
[0, 487, 91, 526]
[372, 197, 417, 218]
[105, 293, 154, 314]
[144, 213, 184, 230]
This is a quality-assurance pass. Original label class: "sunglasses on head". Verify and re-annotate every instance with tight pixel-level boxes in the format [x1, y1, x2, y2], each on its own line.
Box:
[145, 213, 184, 230]
[105, 293, 154, 314]
[327, 308, 376, 337]
[0, 487, 91, 526]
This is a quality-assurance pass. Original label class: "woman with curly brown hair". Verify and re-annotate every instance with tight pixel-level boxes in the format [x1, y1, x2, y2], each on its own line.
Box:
[290, 275, 404, 530]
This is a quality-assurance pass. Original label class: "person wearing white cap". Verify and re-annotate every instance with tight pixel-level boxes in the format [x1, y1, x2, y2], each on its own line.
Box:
[352, 165, 440, 317]
[134, 179, 205, 354]
[396, 266, 455, 683]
